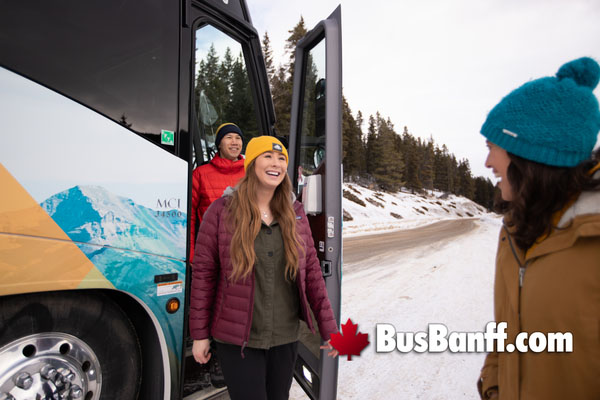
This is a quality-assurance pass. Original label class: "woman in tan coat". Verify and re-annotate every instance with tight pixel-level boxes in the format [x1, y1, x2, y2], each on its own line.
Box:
[478, 57, 600, 399]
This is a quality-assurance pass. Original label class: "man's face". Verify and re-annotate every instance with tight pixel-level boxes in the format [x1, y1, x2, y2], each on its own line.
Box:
[219, 133, 243, 160]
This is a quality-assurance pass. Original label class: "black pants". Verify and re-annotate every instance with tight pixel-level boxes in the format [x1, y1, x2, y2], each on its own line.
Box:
[215, 341, 299, 400]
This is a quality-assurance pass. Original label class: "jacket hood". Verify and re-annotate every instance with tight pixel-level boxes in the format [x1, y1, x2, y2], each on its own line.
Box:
[526, 189, 600, 261]
[557, 189, 600, 228]
[557, 169, 600, 228]
[222, 186, 236, 197]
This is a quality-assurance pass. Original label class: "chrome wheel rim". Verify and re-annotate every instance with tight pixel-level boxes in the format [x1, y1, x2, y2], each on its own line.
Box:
[0, 332, 101, 400]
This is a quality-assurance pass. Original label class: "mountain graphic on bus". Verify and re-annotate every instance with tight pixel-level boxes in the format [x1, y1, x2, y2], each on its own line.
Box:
[41, 185, 187, 260]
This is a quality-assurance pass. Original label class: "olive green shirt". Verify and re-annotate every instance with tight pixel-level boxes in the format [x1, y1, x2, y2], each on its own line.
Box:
[247, 219, 301, 349]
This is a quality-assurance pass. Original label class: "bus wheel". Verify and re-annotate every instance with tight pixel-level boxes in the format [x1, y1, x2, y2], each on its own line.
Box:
[0, 290, 141, 400]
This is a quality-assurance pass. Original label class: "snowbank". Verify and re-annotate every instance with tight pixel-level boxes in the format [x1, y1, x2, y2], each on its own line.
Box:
[342, 184, 490, 237]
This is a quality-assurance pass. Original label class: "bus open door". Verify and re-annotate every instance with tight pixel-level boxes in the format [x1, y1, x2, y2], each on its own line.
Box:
[287, 7, 343, 400]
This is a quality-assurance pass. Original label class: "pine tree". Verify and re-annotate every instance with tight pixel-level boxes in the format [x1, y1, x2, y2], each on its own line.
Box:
[342, 98, 366, 179]
[402, 127, 421, 192]
[218, 47, 233, 115]
[365, 115, 377, 177]
[284, 16, 307, 78]
[456, 159, 475, 199]
[356, 111, 364, 137]
[418, 138, 435, 190]
[301, 54, 319, 138]
[227, 52, 258, 139]
[119, 114, 132, 128]
[370, 115, 404, 191]
[433, 145, 448, 191]
[271, 17, 309, 136]
[271, 65, 292, 136]
[473, 176, 496, 210]
[262, 31, 275, 86]
[448, 154, 458, 194]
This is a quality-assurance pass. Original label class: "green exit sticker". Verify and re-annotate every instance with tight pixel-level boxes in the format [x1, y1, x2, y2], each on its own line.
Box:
[161, 130, 174, 146]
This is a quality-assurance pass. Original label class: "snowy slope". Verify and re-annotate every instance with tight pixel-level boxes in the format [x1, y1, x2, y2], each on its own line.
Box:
[343, 183, 490, 237]
[291, 183, 502, 399]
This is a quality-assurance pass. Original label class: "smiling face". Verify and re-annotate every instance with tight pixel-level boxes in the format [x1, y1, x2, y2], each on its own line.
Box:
[253, 150, 287, 191]
[485, 141, 513, 201]
[219, 133, 243, 161]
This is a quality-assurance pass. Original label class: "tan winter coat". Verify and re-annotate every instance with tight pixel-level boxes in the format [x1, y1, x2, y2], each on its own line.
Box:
[480, 187, 600, 399]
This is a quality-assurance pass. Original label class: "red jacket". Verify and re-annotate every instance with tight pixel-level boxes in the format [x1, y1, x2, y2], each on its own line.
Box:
[189, 196, 339, 347]
[189, 154, 244, 260]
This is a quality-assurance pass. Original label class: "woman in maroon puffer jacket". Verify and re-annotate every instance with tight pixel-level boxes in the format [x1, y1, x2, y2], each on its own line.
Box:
[189, 136, 339, 400]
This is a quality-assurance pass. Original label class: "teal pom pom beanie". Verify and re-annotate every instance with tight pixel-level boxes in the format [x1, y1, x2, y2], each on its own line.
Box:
[480, 57, 600, 167]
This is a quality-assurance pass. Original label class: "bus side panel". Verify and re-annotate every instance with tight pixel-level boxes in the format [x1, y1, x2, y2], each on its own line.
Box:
[0, 67, 188, 362]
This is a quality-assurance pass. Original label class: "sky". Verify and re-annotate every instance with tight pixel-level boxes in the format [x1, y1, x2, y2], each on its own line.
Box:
[247, 0, 600, 180]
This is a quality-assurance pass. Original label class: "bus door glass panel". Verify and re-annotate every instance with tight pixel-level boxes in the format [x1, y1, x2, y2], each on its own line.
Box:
[297, 40, 326, 197]
[295, 36, 328, 398]
[193, 25, 260, 166]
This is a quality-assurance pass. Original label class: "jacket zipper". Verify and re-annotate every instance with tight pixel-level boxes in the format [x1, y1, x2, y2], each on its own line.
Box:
[518, 266, 525, 288]
[504, 225, 526, 288]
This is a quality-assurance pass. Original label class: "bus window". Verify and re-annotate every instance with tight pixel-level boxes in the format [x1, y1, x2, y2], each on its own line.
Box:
[0, 0, 181, 158]
[193, 25, 260, 165]
[298, 40, 327, 180]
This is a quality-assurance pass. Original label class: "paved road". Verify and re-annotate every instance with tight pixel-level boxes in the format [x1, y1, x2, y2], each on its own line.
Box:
[343, 219, 477, 267]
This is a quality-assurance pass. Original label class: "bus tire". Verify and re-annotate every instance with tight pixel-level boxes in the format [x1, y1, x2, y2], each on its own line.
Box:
[0, 290, 141, 400]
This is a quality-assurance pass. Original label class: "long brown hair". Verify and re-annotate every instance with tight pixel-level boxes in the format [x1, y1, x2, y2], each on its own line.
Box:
[226, 161, 303, 282]
[496, 150, 600, 250]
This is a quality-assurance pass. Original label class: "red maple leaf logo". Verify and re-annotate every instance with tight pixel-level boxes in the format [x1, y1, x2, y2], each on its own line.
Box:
[330, 318, 369, 360]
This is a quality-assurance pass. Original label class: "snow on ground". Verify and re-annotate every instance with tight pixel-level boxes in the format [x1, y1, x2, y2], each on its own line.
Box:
[342, 183, 490, 237]
[290, 183, 502, 399]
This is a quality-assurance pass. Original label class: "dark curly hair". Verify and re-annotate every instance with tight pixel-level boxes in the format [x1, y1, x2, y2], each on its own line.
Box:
[495, 150, 600, 250]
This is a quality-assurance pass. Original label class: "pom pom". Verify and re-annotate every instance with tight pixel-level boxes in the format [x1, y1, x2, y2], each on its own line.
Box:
[556, 57, 600, 89]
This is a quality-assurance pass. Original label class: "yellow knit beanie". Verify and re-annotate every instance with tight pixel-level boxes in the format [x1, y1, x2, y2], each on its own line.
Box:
[244, 136, 289, 171]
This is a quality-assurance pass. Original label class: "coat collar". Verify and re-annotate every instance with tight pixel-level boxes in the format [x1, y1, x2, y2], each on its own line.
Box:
[210, 153, 244, 172]
[526, 189, 600, 261]
[556, 168, 600, 228]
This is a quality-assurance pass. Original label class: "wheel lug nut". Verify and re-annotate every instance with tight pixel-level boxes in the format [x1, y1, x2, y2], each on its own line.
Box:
[63, 371, 76, 382]
[59, 387, 70, 399]
[52, 373, 65, 387]
[70, 385, 83, 399]
[14, 372, 33, 389]
[41, 365, 58, 380]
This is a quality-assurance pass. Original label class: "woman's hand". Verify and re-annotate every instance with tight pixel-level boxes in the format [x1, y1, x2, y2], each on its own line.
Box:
[192, 339, 212, 364]
[319, 340, 339, 358]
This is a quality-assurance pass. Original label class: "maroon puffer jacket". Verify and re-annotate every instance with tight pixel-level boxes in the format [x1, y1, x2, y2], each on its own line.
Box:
[189, 195, 338, 347]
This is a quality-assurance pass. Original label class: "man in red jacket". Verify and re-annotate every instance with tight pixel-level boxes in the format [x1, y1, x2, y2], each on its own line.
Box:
[190, 122, 245, 261]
